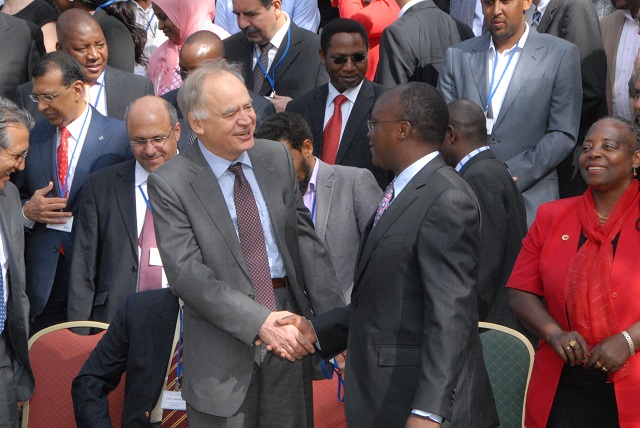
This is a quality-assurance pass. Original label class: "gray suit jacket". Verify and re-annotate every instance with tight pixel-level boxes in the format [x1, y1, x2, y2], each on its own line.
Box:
[314, 160, 380, 302]
[0, 183, 35, 402]
[601, 9, 628, 115]
[312, 156, 498, 427]
[15, 66, 154, 121]
[438, 29, 582, 224]
[0, 13, 40, 101]
[148, 140, 344, 417]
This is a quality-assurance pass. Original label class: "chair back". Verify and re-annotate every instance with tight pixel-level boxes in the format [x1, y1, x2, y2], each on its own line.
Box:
[22, 321, 126, 428]
[479, 321, 534, 428]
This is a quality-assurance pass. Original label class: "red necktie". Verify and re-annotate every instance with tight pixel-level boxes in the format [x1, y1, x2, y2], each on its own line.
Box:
[321, 94, 348, 164]
[138, 208, 162, 291]
[228, 163, 277, 311]
[57, 127, 70, 197]
[161, 338, 188, 427]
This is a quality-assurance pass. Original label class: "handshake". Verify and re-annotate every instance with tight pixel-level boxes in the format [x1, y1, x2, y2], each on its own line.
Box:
[256, 311, 318, 362]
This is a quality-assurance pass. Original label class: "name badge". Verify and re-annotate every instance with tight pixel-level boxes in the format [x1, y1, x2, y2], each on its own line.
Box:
[486, 118, 495, 135]
[149, 247, 163, 266]
[161, 390, 187, 410]
[46, 216, 74, 233]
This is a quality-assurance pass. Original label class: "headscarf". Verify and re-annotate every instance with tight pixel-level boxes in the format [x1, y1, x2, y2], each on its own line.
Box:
[147, 0, 230, 95]
[565, 179, 640, 381]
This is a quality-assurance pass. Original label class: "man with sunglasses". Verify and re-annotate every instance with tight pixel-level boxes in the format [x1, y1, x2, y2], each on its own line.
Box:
[68, 96, 179, 325]
[14, 51, 131, 334]
[287, 18, 391, 189]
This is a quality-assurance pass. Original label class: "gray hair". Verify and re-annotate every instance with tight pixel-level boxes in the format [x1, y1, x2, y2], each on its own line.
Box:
[0, 97, 34, 149]
[123, 97, 179, 132]
[177, 59, 245, 124]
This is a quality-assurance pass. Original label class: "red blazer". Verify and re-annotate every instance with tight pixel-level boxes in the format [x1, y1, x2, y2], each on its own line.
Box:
[336, 0, 399, 80]
[508, 195, 640, 428]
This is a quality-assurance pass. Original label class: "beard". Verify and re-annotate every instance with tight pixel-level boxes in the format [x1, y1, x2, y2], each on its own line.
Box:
[298, 160, 312, 195]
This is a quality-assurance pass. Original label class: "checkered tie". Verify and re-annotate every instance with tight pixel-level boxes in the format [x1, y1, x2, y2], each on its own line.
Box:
[228, 163, 277, 311]
[373, 181, 394, 227]
[321, 94, 348, 164]
[161, 337, 188, 427]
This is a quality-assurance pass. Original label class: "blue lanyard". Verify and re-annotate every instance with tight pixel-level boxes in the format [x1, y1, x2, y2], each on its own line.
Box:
[310, 191, 317, 223]
[320, 359, 344, 402]
[92, 74, 105, 109]
[145, 11, 156, 33]
[176, 306, 183, 390]
[137, 184, 152, 213]
[254, 26, 291, 95]
[55, 106, 90, 197]
[485, 40, 519, 115]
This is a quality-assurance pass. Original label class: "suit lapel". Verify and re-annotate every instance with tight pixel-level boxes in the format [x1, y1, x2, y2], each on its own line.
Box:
[269, 23, 302, 94]
[536, 0, 557, 33]
[311, 86, 329, 157]
[0, 15, 11, 78]
[313, 161, 333, 241]
[113, 161, 138, 255]
[35, 124, 58, 195]
[249, 147, 286, 247]
[186, 145, 251, 279]
[104, 67, 119, 118]
[495, 32, 543, 128]
[336, 80, 374, 164]
[468, 37, 491, 110]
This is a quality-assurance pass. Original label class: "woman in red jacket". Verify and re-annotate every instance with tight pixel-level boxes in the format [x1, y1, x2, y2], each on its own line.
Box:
[508, 116, 640, 428]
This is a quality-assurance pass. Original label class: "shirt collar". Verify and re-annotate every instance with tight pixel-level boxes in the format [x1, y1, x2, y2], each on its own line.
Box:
[455, 146, 491, 172]
[490, 22, 530, 54]
[134, 160, 150, 187]
[305, 156, 320, 196]
[394, 151, 439, 198]
[623, 9, 637, 23]
[198, 141, 253, 179]
[534, 0, 550, 16]
[327, 80, 364, 105]
[398, 0, 425, 18]
[62, 102, 91, 140]
[267, 12, 290, 50]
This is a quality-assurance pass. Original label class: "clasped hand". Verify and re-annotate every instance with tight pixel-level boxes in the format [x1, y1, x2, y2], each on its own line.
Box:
[549, 330, 632, 373]
[23, 181, 70, 224]
[256, 312, 317, 362]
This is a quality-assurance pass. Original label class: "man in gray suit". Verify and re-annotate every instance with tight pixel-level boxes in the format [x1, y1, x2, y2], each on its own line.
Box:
[15, 9, 154, 122]
[256, 112, 381, 303]
[438, 0, 582, 225]
[148, 60, 344, 426]
[0, 98, 35, 427]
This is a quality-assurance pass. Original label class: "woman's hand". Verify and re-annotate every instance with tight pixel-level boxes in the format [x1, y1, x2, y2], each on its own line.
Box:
[585, 334, 632, 373]
[547, 331, 589, 365]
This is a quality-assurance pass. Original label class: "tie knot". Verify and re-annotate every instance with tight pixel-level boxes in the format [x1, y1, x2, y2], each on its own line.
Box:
[228, 162, 244, 176]
[259, 43, 272, 54]
[334, 94, 348, 108]
[60, 127, 70, 139]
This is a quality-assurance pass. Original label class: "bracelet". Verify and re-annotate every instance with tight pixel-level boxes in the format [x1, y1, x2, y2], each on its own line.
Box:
[621, 330, 636, 356]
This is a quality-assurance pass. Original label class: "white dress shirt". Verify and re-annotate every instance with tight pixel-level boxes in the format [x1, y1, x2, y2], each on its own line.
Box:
[86, 71, 107, 117]
[613, 10, 640, 120]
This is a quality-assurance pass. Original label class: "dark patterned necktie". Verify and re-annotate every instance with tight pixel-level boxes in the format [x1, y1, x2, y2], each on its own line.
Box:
[252, 43, 272, 94]
[161, 336, 187, 427]
[373, 181, 394, 227]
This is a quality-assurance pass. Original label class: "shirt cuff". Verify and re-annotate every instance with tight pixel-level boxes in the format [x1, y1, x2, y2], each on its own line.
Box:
[22, 204, 35, 229]
[411, 409, 443, 423]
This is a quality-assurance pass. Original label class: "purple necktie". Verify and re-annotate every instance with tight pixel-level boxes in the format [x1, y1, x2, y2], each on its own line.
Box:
[138, 208, 162, 291]
[228, 163, 277, 311]
[373, 181, 394, 227]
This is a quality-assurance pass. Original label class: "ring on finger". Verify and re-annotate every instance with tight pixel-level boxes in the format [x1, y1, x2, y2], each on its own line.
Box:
[569, 340, 577, 348]
[565, 346, 572, 352]
[595, 361, 602, 368]
[602, 367, 608, 372]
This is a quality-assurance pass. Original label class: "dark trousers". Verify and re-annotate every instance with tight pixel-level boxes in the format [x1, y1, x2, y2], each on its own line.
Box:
[30, 255, 69, 335]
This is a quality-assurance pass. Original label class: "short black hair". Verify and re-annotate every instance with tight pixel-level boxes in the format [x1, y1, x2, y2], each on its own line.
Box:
[255, 112, 313, 151]
[32, 51, 86, 85]
[398, 82, 449, 144]
[320, 18, 369, 53]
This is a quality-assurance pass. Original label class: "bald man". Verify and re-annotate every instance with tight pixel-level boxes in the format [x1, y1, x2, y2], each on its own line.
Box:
[161, 30, 275, 130]
[15, 9, 153, 122]
[68, 96, 180, 325]
[440, 100, 527, 333]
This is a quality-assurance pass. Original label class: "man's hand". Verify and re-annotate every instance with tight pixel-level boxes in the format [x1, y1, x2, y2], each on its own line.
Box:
[276, 313, 317, 344]
[406, 414, 440, 428]
[269, 94, 292, 112]
[23, 181, 70, 224]
[334, 351, 346, 375]
[257, 311, 315, 362]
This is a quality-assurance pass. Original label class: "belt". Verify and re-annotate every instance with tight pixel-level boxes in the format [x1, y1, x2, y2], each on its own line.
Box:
[272, 277, 287, 289]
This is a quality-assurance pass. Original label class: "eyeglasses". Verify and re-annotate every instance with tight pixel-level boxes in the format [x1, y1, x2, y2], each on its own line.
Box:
[175, 66, 189, 80]
[329, 53, 367, 65]
[28, 84, 72, 103]
[129, 127, 174, 149]
[367, 120, 408, 131]
[2, 148, 28, 163]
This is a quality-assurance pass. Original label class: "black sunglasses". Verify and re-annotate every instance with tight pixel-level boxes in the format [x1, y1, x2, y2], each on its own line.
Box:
[329, 53, 367, 65]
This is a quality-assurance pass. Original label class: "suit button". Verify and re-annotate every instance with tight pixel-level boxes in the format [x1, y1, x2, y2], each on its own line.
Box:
[144, 411, 150, 418]
[490, 138, 496, 145]
[53, 247, 59, 253]
[612, 292, 618, 299]
[131, 266, 137, 273]
[351, 301, 358, 308]
[248, 294, 254, 299]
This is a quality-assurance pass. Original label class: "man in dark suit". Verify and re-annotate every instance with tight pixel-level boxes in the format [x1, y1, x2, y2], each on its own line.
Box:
[148, 59, 344, 426]
[15, 9, 154, 122]
[0, 13, 40, 101]
[440, 100, 527, 332]
[438, 0, 582, 225]
[374, 0, 461, 88]
[72, 288, 180, 427]
[0, 98, 35, 428]
[15, 52, 131, 333]
[276, 83, 498, 427]
[68, 96, 180, 325]
[527, 0, 607, 197]
[287, 19, 391, 188]
[223, 0, 329, 112]
[161, 30, 275, 133]
[256, 112, 381, 303]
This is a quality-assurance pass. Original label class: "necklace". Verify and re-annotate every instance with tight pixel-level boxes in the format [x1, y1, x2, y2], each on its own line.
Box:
[597, 212, 608, 225]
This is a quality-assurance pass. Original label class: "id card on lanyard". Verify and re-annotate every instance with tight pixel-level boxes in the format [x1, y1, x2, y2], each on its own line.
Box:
[484, 40, 519, 134]
[254, 26, 291, 98]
